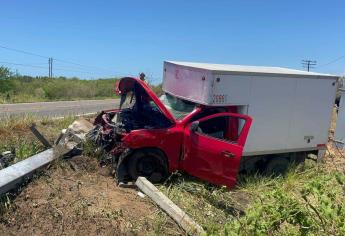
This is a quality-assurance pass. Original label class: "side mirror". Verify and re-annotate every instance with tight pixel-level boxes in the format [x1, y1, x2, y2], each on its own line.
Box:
[190, 121, 199, 132]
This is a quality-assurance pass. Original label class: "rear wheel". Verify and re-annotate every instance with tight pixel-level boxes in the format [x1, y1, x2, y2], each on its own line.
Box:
[264, 157, 290, 176]
[128, 150, 168, 183]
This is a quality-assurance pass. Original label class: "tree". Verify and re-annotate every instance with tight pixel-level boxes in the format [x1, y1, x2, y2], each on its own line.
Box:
[0, 66, 14, 93]
[0, 66, 12, 79]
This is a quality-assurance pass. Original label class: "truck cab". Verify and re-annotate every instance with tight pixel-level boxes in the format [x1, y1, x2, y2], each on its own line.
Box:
[91, 77, 252, 189]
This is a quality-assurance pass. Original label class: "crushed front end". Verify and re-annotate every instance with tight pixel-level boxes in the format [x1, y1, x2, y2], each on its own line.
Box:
[87, 77, 174, 183]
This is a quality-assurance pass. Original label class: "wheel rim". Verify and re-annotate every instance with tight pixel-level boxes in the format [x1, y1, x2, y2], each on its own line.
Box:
[137, 156, 157, 176]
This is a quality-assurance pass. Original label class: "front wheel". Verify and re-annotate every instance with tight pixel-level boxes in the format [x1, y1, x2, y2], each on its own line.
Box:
[128, 150, 168, 183]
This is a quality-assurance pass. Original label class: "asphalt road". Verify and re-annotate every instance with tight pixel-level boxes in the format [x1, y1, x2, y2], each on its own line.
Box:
[0, 99, 120, 119]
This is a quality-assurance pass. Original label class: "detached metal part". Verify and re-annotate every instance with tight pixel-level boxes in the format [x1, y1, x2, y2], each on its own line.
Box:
[29, 124, 52, 148]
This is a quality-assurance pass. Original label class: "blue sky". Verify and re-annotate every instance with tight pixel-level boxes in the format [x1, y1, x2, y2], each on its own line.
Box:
[0, 0, 344, 81]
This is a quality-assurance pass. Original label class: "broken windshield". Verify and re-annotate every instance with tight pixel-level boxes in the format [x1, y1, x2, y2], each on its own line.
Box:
[159, 93, 196, 120]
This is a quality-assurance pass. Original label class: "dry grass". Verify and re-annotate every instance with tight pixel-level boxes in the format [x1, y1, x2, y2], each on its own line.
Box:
[0, 115, 75, 161]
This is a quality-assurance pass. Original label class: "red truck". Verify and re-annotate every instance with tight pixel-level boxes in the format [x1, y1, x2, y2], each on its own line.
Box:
[90, 77, 252, 189]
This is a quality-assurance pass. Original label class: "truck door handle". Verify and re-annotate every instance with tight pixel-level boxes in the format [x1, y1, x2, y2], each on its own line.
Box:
[221, 151, 235, 158]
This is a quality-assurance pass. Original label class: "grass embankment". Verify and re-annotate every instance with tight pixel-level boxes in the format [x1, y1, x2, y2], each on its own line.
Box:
[158, 154, 345, 235]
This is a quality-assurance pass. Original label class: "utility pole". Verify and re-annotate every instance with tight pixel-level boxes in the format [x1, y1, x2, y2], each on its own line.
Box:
[48, 57, 53, 78]
[302, 60, 317, 72]
[51, 57, 53, 78]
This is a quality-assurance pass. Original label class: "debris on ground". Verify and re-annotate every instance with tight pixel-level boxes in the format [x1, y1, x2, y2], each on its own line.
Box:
[0, 151, 16, 170]
[54, 118, 94, 158]
[29, 124, 52, 148]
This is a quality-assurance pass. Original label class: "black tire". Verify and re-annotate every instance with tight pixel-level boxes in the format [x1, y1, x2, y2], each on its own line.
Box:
[264, 157, 290, 176]
[128, 149, 168, 183]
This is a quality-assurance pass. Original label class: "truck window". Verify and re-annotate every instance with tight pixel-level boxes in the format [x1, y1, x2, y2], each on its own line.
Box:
[159, 93, 196, 120]
[197, 115, 245, 143]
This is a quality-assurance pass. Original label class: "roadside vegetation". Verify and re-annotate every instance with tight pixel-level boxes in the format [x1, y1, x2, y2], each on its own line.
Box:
[0, 66, 163, 103]
[0, 115, 75, 162]
[158, 155, 345, 235]
[0, 66, 118, 103]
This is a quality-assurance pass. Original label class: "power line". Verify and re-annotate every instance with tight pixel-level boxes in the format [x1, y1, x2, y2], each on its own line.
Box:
[0, 60, 156, 79]
[0, 43, 115, 73]
[302, 60, 317, 72]
[0, 45, 48, 59]
[317, 55, 345, 68]
[0, 44, 152, 78]
[0, 61, 47, 69]
[53, 58, 114, 72]
[0, 60, 108, 75]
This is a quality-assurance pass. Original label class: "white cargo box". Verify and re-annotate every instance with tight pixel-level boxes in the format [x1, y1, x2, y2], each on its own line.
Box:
[163, 61, 339, 156]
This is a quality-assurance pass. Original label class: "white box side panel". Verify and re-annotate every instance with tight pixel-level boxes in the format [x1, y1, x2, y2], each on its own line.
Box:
[243, 76, 296, 153]
[163, 62, 213, 104]
[163, 63, 337, 154]
[287, 78, 336, 149]
[212, 74, 252, 105]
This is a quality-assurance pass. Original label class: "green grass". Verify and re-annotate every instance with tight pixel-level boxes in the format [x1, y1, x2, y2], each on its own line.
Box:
[159, 162, 345, 235]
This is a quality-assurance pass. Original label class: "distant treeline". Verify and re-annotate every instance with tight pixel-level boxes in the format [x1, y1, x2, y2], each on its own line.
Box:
[0, 66, 162, 103]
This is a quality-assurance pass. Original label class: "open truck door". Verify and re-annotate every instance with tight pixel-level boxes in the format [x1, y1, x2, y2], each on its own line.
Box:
[182, 112, 252, 189]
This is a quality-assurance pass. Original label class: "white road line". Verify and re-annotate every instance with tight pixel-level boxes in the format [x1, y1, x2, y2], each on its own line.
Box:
[51, 112, 98, 120]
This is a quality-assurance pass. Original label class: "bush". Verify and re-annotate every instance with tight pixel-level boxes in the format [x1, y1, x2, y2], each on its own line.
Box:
[0, 66, 165, 103]
[0, 66, 15, 93]
[0, 67, 120, 103]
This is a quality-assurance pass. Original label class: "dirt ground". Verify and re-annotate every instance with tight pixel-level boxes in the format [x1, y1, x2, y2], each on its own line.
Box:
[0, 156, 181, 236]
